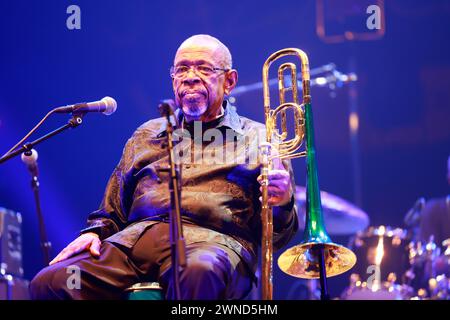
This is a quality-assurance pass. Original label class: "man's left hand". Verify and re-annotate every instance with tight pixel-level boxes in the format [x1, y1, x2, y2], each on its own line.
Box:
[257, 150, 293, 207]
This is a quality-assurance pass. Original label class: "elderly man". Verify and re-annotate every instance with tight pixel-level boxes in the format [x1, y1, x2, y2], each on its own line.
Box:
[30, 34, 298, 300]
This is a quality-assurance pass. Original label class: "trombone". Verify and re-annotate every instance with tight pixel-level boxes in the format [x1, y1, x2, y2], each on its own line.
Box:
[260, 48, 356, 300]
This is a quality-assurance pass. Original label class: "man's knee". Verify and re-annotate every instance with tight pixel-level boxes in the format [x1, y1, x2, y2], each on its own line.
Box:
[30, 263, 76, 300]
[184, 259, 220, 278]
[181, 248, 230, 285]
[160, 245, 249, 299]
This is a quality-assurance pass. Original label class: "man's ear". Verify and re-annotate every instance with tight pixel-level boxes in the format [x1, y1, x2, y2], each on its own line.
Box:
[171, 77, 177, 94]
[171, 78, 181, 107]
[224, 69, 238, 96]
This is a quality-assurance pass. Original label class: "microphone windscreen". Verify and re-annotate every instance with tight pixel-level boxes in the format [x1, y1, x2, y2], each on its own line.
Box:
[101, 96, 117, 115]
[158, 101, 174, 117]
[159, 103, 172, 117]
[21, 149, 38, 165]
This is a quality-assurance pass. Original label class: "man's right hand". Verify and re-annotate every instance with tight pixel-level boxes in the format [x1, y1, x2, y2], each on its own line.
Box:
[49, 232, 101, 265]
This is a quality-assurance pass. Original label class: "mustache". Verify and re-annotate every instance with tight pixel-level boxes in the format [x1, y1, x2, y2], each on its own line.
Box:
[179, 89, 208, 97]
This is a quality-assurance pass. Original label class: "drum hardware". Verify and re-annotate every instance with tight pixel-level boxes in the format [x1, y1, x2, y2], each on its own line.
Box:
[341, 224, 450, 300]
[427, 275, 449, 300]
[341, 272, 413, 300]
[341, 225, 412, 300]
[405, 237, 438, 295]
[405, 237, 450, 299]
[443, 239, 450, 256]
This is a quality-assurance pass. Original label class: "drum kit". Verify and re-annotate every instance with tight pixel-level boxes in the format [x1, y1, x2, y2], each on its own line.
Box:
[291, 186, 450, 300]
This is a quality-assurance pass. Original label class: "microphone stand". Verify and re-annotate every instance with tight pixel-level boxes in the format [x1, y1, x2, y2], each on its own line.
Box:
[157, 107, 186, 300]
[0, 113, 85, 165]
[318, 245, 330, 300]
[0, 113, 85, 266]
[25, 154, 52, 266]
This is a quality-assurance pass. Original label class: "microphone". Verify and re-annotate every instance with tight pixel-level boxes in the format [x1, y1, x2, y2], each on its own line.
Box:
[53, 96, 117, 115]
[21, 149, 39, 177]
[158, 99, 179, 127]
[404, 197, 426, 227]
[159, 103, 173, 118]
[158, 99, 177, 118]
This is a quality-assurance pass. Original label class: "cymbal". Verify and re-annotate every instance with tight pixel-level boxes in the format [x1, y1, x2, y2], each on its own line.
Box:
[295, 186, 369, 235]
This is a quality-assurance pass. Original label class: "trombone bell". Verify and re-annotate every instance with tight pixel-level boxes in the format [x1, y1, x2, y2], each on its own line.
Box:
[278, 242, 357, 279]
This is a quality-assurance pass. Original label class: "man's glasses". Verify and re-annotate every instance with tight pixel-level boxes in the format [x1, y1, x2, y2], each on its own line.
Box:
[170, 65, 229, 79]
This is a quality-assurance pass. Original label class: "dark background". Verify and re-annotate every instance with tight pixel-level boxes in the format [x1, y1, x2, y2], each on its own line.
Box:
[0, 0, 449, 299]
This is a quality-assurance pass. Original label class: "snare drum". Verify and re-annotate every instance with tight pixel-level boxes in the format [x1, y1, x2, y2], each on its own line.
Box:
[341, 226, 412, 300]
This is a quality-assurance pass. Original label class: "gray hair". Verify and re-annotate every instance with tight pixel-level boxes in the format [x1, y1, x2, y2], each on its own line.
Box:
[176, 34, 232, 69]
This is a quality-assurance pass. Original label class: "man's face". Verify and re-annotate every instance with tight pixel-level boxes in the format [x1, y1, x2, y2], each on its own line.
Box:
[172, 44, 235, 121]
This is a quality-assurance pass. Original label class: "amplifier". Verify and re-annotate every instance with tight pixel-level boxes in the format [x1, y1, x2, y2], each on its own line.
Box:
[0, 275, 30, 300]
[0, 207, 24, 277]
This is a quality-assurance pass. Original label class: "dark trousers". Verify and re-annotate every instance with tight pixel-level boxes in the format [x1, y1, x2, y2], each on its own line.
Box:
[30, 223, 253, 300]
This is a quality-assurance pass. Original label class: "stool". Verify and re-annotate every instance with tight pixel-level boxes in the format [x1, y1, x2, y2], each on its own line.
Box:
[124, 282, 164, 300]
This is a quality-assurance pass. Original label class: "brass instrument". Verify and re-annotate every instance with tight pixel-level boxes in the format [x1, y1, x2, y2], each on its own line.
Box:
[260, 48, 356, 300]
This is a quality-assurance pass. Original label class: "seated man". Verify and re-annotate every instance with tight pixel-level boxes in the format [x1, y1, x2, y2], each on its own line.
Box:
[30, 34, 298, 300]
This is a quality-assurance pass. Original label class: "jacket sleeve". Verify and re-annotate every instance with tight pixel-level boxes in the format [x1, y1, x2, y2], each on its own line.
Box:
[272, 158, 299, 251]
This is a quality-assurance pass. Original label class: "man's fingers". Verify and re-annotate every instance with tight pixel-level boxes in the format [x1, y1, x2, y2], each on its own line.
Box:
[58, 247, 80, 262]
[89, 238, 101, 257]
[49, 240, 91, 265]
[48, 234, 100, 265]
[50, 247, 71, 265]
[49, 250, 72, 265]
[267, 179, 289, 190]
[259, 186, 283, 197]
[259, 195, 282, 206]
[259, 180, 289, 192]
[49, 255, 61, 265]
[257, 170, 289, 184]
[267, 169, 290, 180]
